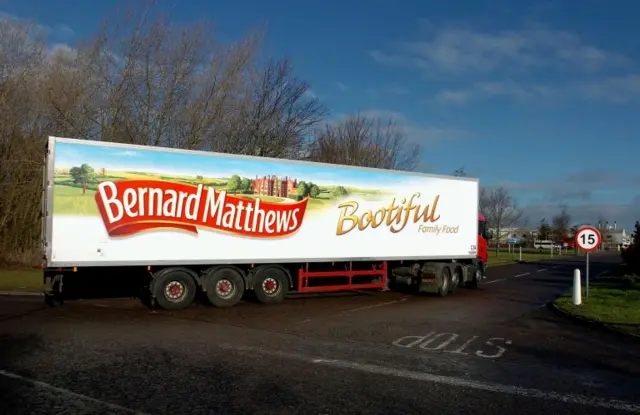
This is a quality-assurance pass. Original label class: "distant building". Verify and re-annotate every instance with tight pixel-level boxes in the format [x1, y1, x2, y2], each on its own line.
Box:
[251, 175, 298, 198]
[99, 168, 106, 176]
[581, 222, 627, 250]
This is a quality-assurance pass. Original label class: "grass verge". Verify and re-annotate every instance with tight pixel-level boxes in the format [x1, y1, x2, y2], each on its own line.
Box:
[0, 268, 42, 292]
[486, 250, 571, 267]
[554, 277, 640, 336]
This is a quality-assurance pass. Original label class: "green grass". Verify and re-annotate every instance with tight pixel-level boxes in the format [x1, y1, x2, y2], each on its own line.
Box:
[554, 278, 640, 335]
[486, 250, 562, 267]
[307, 197, 334, 210]
[321, 185, 382, 195]
[0, 268, 42, 292]
[53, 184, 100, 215]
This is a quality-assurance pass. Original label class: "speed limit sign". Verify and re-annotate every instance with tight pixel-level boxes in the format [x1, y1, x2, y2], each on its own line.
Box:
[575, 226, 601, 252]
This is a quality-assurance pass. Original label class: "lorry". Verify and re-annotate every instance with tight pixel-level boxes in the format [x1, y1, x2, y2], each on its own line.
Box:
[42, 136, 490, 310]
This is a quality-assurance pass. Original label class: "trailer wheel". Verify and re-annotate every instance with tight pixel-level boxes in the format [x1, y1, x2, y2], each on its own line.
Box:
[204, 267, 245, 308]
[153, 269, 197, 310]
[253, 266, 288, 305]
[438, 268, 451, 297]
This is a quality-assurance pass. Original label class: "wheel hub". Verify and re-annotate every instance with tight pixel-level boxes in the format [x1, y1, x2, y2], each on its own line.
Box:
[215, 279, 235, 298]
[263, 277, 278, 295]
[165, 281, 186, 302]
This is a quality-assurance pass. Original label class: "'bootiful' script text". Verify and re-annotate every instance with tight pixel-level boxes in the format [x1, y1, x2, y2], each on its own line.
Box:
[95, 180, 308, 238]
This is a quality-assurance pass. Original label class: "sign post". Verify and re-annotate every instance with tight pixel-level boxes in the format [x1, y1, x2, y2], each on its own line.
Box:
[574, 226, 602, 297]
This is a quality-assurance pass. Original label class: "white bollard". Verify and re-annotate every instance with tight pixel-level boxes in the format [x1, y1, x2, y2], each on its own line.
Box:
[572, 269, 582, 305]
[519, 246, 522, 262]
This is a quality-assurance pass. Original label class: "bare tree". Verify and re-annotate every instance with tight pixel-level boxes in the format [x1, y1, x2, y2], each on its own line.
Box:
[307, 112, 421, 171]
[479, 187, 490, 214]
[551, 204, 571, 243]
[0, 4, 329, 265]
[218, 58, 328, 158]
[483, 187, 523, 253]
[0, 17, 52, 265]
[452, 166, 466, 177]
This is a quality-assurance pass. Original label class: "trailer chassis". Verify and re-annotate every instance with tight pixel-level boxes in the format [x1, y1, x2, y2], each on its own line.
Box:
[43, 257, 482, 310]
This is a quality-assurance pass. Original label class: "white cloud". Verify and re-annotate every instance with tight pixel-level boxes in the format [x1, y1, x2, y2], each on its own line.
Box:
[487, 170, 640, 227]
[336, 82, 349, 92]
[434, 80, 558, 104]
[371, 23, 628, 74]
[576, 74, 640, 104]
[432, 75, 640, 105]
[115, 150, 139, 157]
[357, 109, 470, 144]
[0, 12, 74, 40]
[520, 197, 640, 230]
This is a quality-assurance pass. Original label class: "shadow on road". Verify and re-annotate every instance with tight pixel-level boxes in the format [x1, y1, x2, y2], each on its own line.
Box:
[0, 332, 48, 411]
[510, 340, 640, 378]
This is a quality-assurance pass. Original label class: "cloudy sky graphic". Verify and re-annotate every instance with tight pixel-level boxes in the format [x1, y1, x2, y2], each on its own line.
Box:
[54, 139, 469, 191]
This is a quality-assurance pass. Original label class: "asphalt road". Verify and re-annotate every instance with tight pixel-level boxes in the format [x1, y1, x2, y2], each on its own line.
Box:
[1, 252, 639, 414]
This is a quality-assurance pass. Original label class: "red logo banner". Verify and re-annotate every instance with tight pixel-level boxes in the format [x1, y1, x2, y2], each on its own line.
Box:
[94, 179, 309, 238]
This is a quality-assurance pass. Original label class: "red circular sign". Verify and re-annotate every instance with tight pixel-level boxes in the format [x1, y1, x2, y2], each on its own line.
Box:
[575, 226, 602, 252]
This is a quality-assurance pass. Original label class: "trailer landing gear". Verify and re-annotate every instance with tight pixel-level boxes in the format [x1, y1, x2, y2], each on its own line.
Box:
[44, 273, 64, 307]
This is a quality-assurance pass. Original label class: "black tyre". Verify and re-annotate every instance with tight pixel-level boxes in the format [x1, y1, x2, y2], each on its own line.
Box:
[152, 268, 197, 310]
[438, 268, 451, 297]
[468, 268, 481, 289]
[204, 267, 245, 308]
[253, 266, 289, 305]
[449, 267, 461, 293]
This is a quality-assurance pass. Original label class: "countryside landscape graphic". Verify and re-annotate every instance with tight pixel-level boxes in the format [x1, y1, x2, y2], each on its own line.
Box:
[52, 141, 391, 217]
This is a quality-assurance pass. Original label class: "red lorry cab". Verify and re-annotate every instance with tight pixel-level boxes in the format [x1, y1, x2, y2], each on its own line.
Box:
[477, 213, 488, 265]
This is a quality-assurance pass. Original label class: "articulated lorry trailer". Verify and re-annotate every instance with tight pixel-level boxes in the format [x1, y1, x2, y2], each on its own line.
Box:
[42, 136, 490, 310]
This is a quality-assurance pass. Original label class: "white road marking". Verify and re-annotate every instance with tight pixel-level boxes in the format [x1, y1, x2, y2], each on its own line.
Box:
[482, 278, 506, 285]
[307, 358, 640, 412]
[219, 344, 640, 412]
[537, 269, 548, 273]
[514, 273, 530, 278]
[342, 297, 408, 314]
[393, 333, 511, 360]
[0, 369, 149, 414]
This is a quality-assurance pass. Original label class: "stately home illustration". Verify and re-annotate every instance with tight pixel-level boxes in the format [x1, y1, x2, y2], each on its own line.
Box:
[251, 175, 298, 198]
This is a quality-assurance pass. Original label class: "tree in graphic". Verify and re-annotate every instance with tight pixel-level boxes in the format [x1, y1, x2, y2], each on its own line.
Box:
[297, 181, 309, 198]
[240, 177, 252, 194]
[227, 175, 242, 193]
[332, 186, 348, 198]
[69, 164, 98, 195]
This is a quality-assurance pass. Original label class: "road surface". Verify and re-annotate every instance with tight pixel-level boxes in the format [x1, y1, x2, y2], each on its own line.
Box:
[1, 252, 639, 414]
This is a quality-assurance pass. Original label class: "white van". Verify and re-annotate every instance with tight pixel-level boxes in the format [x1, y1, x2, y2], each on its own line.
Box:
[534, 240, 556, 250]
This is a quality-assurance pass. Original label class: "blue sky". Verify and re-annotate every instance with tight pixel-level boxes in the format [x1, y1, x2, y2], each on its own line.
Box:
[3, 0, 639, 228]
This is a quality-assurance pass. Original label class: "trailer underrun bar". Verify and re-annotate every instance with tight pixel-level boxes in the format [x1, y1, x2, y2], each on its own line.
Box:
[297, 261, 388, 293]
